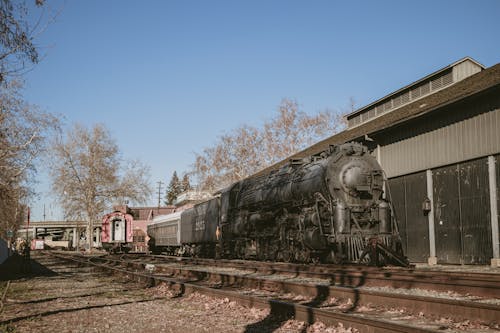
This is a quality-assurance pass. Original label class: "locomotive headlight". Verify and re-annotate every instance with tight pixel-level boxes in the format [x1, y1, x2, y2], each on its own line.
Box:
[342, 165, 363, 189]
[340, 163, 369, 193]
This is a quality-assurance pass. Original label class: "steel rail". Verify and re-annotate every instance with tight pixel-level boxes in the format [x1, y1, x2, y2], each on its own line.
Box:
[142, 259, 500, 323]
[147, 254, 500, 298]
[48, 252, 437, 333]
[59, 253, 500, 324]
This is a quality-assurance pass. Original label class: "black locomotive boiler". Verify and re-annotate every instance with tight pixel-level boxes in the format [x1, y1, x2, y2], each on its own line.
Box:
[148, 142, 408, 266]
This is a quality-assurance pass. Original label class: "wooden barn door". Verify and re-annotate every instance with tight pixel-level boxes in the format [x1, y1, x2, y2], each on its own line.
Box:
[387, 171, 429, 262]
[433, 158, 492, 264]
[433, 165, 462, 264]
[404, 172, 429, 262]
[459, 159, 491, 264]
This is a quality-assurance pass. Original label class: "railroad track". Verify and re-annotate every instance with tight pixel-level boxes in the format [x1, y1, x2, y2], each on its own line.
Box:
[46, 251, 500, 332]
[93, 253, 500, 323]
[127, 253, 500, 298]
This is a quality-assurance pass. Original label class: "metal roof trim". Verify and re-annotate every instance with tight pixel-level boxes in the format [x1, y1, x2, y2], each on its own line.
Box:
[345, 56, 486, 119]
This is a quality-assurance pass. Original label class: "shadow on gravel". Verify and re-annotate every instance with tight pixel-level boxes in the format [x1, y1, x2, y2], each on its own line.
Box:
[0, 298, 157, 325]
[243, 270, 369, 332]
[6, 289, 138, 305]
[244, 285, 331, 333]
[244, 301, 299, 333]
[0, 254, 57, 281]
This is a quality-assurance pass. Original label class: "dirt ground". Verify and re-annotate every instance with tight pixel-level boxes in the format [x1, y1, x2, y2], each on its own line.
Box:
[0, 253, 356, 333]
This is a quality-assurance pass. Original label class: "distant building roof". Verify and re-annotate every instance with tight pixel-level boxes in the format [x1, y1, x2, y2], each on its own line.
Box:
[111, 205, 176, 221]
[174, 191, 212, 206]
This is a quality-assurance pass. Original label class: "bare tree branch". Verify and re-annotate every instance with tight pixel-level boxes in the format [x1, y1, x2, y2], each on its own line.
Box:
[0, 0, 59, 83]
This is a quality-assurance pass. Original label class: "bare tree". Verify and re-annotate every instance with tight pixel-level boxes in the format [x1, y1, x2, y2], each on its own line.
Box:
[262, 98, 344, 165]
[0, 0, 59, 240]
[49, 123, 152, 251]
[193, 124, 262, 192]
[0, 79, 58, 236]
[192, 98, 345, 191]
[0, 0, 52, 83]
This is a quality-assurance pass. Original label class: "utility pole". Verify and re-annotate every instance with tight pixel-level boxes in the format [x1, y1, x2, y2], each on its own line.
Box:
[157, 181, 164, 209]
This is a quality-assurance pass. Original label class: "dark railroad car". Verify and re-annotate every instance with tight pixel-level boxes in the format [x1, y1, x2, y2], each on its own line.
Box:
[180, 198, 219, 257]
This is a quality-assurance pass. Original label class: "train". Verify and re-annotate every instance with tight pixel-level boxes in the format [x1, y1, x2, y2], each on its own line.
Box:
[147, 142, 409, 266]
[101, 206, 174, 253]
[101, 210, 134, 253]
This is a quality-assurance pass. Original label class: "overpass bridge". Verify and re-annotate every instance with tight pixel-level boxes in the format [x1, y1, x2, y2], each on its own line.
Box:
[18, 220, 101, 248]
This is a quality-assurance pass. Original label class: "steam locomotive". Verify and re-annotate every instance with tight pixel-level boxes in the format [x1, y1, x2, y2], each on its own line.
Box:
[148, 142, 409, 266]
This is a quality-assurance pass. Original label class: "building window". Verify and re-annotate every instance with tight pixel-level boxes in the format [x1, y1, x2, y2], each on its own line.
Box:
[133, 235, 145, 242]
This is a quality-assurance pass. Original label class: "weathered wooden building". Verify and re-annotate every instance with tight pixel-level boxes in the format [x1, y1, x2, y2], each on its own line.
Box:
[261, 57, 500, 266]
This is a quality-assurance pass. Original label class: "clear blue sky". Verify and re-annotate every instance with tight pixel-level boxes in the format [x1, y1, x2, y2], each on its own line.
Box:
[24, 0, 500, 220]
